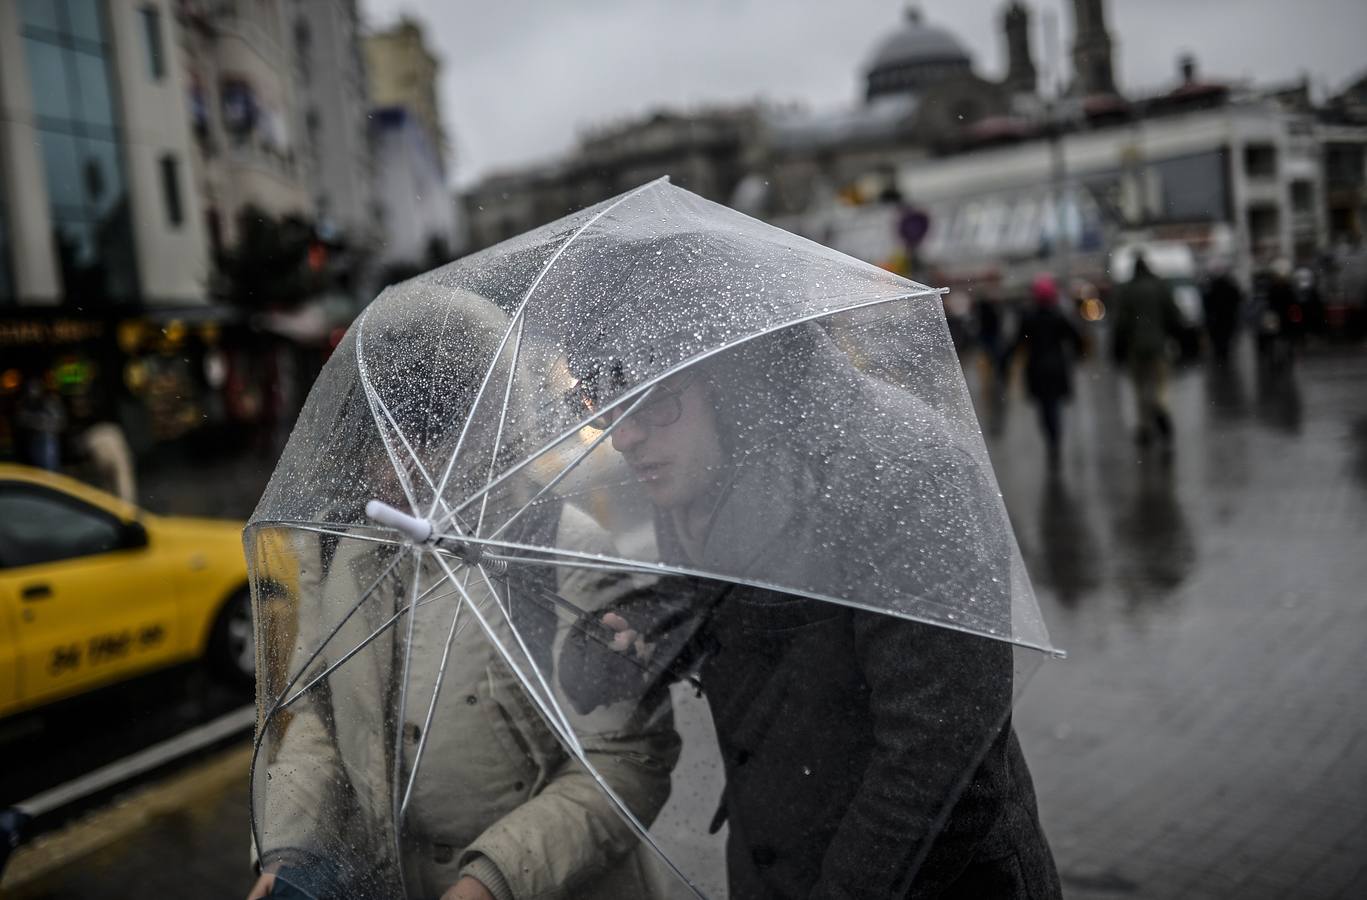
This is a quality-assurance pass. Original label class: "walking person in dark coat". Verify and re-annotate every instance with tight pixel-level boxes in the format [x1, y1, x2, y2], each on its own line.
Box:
[1202, 263, 1243, 365]
[558, 291, 1061, 899]
[1007, 273, 1083, 470]
[16, 379, 66, 471]
[1112, 254, 1183, 452]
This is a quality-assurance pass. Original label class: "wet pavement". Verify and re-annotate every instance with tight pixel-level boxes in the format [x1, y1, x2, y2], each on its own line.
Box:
[5, 340, 1367, 898]
[998, 343, 1367, 899]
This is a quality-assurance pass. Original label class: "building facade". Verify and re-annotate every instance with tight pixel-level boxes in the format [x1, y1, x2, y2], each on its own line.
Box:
[370, 105, 458, 273]
[1, 0, 382, 463]
[464, 107, 761, 251]
[0, 0, 208, 307]
[460, 6, 1028, 250]
[459, 0, 1366, 310]
[288, 0, 376, 249]
[364, 18, 444, 176]
[177, 0, 312, 256]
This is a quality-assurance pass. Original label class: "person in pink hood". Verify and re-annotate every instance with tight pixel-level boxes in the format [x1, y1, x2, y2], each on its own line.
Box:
[1007, 274, 1084, 470]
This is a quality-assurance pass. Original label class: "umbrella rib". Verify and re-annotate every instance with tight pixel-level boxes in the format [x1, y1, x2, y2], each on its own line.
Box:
[390, 552, 424, 868]
[261, 548, 408, 724]
[251, 521, 406, 547]
[441, 533, 1062, 656]
[399, 570, 472, 818]
[418, 301, 458, 463]
[250, 546, 410, 861]
[469, 562, 581, 747]
[428, 176, 671, 515]
[435, 549, 708, 900]
[441, 288, 941, 524]
[431, 554, 583, 758]
[355, 311, 464, 524]
[365, 379, 451, 512]
[480, 551, 689, 581]
[483, 384, 662, 543]
[275, 576, 460, 713]
[354, 310, 421, 513]
[473, 313, 527, 537]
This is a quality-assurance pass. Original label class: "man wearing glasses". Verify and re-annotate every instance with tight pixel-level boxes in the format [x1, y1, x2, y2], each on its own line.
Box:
[559, 322, 1060, 900]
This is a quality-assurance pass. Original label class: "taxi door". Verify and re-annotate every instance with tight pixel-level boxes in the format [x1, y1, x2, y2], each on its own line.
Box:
[0, 579, 20, 716]
[0, 482, 179, 708]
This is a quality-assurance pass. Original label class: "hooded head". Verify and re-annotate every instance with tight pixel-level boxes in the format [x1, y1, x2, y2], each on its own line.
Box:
[1030, 273, 1060, 308]
[1132, 254, 1154, 280]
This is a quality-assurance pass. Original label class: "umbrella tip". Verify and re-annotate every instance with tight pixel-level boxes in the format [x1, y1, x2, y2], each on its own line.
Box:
[365, 500, 433, 544]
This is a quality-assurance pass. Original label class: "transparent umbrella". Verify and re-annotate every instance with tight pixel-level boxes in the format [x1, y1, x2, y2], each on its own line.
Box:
[245, 178, 1062, 899]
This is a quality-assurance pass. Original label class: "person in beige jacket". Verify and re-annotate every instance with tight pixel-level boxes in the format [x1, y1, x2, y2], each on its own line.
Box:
[246, 287, 682, 899]
[248, 501, 681, 900]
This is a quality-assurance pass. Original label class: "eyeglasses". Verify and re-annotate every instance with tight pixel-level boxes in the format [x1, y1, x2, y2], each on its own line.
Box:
[574, 373, 696, 431]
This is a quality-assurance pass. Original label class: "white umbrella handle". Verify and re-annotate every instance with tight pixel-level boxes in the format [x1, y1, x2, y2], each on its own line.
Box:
[366, 500, 433, 543]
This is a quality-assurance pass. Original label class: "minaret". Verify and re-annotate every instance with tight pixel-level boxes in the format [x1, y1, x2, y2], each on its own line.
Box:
[1070, 0, 1117, 96]
[1001, 2, 1037, 95]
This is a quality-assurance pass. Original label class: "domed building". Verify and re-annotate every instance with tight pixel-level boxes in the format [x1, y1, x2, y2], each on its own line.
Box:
[864, 9, 976, 101]
[743, 7, 1021, 217]
[862, 7, 1016, 141]
[467, 4, 1046, 247]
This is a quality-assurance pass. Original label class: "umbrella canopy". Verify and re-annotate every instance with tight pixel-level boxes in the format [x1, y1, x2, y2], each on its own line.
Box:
[246, 178, 1059, 899]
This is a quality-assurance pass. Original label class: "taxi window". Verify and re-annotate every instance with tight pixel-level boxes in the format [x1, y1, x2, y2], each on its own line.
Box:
[0, 483, 123, 568]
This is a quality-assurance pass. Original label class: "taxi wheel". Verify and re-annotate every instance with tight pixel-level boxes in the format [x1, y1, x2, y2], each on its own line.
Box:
[209, 588, 255, 688]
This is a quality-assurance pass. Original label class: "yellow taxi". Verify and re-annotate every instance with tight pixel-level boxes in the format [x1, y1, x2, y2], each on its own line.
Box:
[0, 463, 253, 718]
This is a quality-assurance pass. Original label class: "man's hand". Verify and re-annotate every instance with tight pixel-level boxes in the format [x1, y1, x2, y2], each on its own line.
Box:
[441, 875, 496, 900]
[602, 611, 652, 660]
[245, 862, 282, 899]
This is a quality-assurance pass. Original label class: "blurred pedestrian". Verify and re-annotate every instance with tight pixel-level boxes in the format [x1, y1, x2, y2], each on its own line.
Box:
[15, 379, 65, 471]
[976, 293, 1003, 365]
[945, 289, 973, 354]
[1007, 274, 1083, 470]
[1259, 259, 1300, 370]
[78, 422, 137, 503]
[1294, 266, 1325, 338]
[974, 293, 1008, 434]
[1202, 261, 1243, 365]
[1112, 254, 1182, 453]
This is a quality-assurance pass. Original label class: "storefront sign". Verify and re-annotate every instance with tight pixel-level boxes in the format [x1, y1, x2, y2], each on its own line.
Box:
[0, 318, 105, 347]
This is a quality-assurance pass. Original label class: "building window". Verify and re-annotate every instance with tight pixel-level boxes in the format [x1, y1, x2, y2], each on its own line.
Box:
[1247, 204, 1280, 253]
[294, 19, 311, 84]
[1324, 144, 1364, 189]
[19, 0, 139, 303]
[1243, 144, 1277, 179]
[1290, 180, 1315, 214]
[139, 5, 164, 80]
[159, 154, 183, 227]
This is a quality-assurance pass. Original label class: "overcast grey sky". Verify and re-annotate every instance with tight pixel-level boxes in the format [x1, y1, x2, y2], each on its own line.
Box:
[360, 0, 1367, 188]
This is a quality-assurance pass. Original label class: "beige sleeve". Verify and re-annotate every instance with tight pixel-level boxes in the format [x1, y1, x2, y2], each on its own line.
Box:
[249, 539, 348, 869]
[461, 504, 680, 899]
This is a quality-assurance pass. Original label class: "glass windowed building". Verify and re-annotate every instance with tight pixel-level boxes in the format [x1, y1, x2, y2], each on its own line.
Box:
[0, 0, 207, 309]
[18, 0, 139, 302]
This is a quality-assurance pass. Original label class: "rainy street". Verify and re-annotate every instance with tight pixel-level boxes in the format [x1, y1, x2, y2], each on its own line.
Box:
[2, 339, 1363, 899]
[999, 342, 1367, 898]
[3, 0, 1366, 895]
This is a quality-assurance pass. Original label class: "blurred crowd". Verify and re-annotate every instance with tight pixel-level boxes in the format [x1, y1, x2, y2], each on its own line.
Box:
[953, 251, 1357, 471]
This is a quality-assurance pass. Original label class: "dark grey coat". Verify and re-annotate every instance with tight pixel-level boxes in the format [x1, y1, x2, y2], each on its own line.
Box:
[562, 430, 1061, 899]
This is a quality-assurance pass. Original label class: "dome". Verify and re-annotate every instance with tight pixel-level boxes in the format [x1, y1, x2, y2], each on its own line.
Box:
[866, 9, 972, 73]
